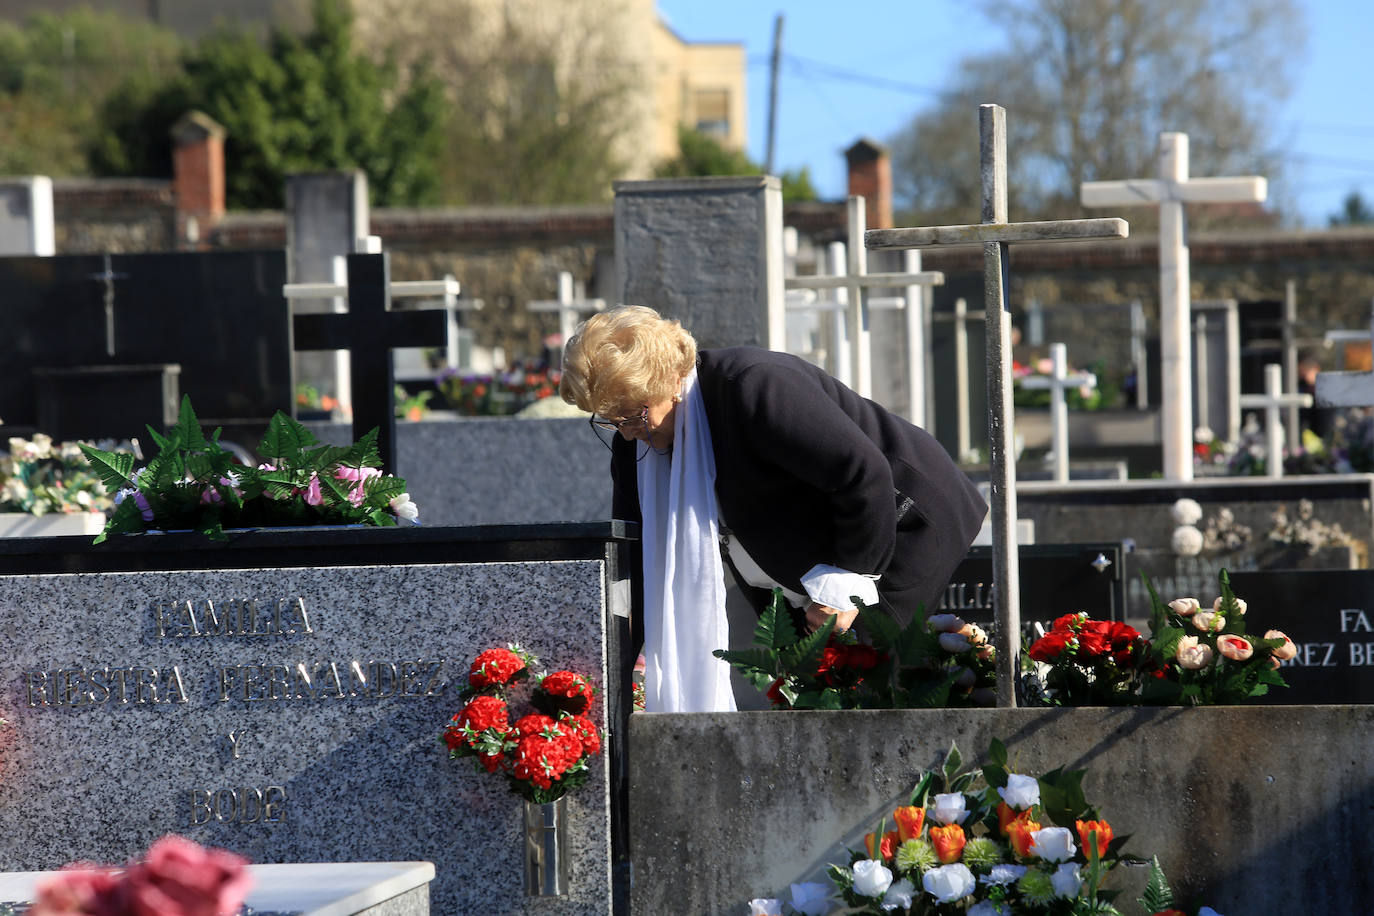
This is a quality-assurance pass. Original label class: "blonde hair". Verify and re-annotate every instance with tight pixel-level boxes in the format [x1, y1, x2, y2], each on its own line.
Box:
[560, 305, 698, 417]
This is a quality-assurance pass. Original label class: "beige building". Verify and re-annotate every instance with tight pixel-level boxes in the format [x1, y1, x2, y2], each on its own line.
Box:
[0, 0, 747, 180]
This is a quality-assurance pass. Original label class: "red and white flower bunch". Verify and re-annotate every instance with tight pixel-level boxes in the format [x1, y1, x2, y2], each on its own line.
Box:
[1024, 613, 1151, 706]
[28, 834, 251, 916]
[747, 740, 1152, 916]
[442, 644, 602, 804]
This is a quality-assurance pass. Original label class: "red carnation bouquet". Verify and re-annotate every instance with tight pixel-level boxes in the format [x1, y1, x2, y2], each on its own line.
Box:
[442, 644, 601, 804]
[1024, 612, 1152, 705]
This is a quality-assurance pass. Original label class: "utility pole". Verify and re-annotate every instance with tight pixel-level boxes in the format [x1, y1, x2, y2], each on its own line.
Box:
[764, 13, 783, 174]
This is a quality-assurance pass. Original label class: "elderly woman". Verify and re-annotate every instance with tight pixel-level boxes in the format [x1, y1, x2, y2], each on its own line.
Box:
[561, 305, 986, 712]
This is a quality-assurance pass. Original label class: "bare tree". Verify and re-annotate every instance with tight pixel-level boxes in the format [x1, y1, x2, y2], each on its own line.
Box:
[891, 0, 1305, 226]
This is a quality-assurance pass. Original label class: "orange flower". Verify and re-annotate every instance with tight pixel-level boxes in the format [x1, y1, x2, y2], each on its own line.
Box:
[893, 805, 925, 842]
[997, 801, 1035, 836]
[1076, 819, 1113, 859]
[928, 824, 967, 863]
[864, 830, 899, 861]
[1006, 818, 1041, 859]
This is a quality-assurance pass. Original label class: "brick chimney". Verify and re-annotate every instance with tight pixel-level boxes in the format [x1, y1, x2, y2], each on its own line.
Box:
[171, 110, 227, 248]
[845, 137, 892, 229]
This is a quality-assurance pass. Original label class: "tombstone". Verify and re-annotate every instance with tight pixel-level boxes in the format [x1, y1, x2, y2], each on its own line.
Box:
[941, 542, 1126, 624]
[0, 250, 292, 442]
[286, 171, 370, 413]
[932, 295, 987, 462]
[1192, 299, 1242, 444]
[1229, 569, 1374, 705]
[1237, 363, 1312, 478]
[613, 175, 786, 351]
[0, 176, 55, 256]
[1082, 132, 1268, 481]
[1017, 342, 1097, 483]
[0, 523, 635, 915]
[867, 104, 1130, 706]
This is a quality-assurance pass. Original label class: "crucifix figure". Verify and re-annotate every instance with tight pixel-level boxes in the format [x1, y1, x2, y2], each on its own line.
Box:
[1238, 363, 1312, 479]
[1019, 342, 1097, 483]
[88, 254, 129, 357]
[1081, 132, 1267, 481]
[868, 104, 1129, 707]
[290, 252, 450, 472]
[784, 196, 944, 421]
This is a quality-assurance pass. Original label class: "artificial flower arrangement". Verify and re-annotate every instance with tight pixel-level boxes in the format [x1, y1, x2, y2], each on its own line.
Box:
[1, 434, 113, 517]
[747, 739, 1151, 915]
[78, 395, 418, 544]
[26, 833, 251, 916]
[1012, 355, 1115, 411]
[435, 363, 562, 416]
[713, 590, 996, 710]
[442, 644, 602, 804]
[1023, 570, 1294, 707]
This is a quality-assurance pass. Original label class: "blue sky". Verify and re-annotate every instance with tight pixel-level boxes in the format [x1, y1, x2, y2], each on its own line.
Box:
[656, 0, 1372, 228]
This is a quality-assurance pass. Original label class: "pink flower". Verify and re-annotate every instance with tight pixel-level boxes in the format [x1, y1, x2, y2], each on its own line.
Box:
[199, 487, 222, 505]
[1216, 634, 1254, 661]
[1214, 595, 1247, 616]
[1168, 597, 1200, 616]
[1192, 609, 1224, 632]
[123, 834, 253, 916]
[304, 475, 324, 506]
[1266, 629, 1297, 661]
[1176, 636, 1214, 670]
[335, 466, 382, 507]
[30, 866, 122, 916]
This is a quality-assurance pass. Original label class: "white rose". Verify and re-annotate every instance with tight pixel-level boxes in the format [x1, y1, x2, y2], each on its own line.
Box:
[1168, 597, 1201, 616]
[1171, 497, 1203, 525]
[921, 864, 976, 904]
[929, 792, 967, 825]
[1193, 609, 1224, 632]
[880, 878, 915, 911]
[789, 882, 830, 916]
[980, 864, 1027, 887]
[1051, 862, 1082, 898]
[852, 859, 893, 898]
[1176, 636, 1215, 670]
[938, 632, 973, 653]
[926, 613, 965, 633]
[748, 898, 783, 916]
[1213, 595, 1246, 616]
[1000, 773, 1040, 809]
[1029, 826, 1077, 863]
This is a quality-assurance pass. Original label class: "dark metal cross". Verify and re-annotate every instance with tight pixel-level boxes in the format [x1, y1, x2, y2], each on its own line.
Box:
[292, 253, 449, 473]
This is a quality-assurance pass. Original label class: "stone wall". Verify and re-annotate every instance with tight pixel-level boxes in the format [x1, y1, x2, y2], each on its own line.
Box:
[628, 706, 1374, 916]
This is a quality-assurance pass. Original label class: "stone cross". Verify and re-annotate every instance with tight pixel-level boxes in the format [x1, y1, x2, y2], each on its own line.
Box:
[784, 241, 851, 384]
[784, 196, 944, 408]
[1238, 363, 1312, 479]
[1081, 132, 1267, 481]
[1019, 342, 1097, 483]
[528, 270, 607, 368]
[868, 104, 1129, 707]
[288, 252, 451, 473]
[932, 297, 986, 461]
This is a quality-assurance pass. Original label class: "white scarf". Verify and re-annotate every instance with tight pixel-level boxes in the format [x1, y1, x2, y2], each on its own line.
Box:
[637, 368, 736, 713]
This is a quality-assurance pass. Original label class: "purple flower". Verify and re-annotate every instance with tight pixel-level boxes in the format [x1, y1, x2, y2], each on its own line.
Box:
[133, 491, 154, 521]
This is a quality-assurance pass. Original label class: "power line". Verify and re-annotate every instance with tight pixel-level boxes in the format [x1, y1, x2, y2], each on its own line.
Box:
[782, 53, 946, 99]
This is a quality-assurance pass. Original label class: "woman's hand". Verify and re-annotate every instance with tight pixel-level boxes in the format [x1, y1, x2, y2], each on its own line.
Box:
[804, 601, 858, 634]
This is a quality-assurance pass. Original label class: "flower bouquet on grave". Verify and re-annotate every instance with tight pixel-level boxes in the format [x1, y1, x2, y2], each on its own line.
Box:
[1135, 569, 1294, 706]
[713, 589, 997, 709]
[78, 395, 419, 544]
[746, 738, 1151, 916]
[441, 644, 602, 804]
[2, 433, 113, 517]
[1022, 614, 1155, 706]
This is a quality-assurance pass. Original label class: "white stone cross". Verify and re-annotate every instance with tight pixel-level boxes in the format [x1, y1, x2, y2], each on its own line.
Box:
[784, 196, 944, 416]
[1081, 132, 1267, 481]
[785, 240, 853, 387]
[1019, 342, 1097, 483]
[931, 297, 987, 461]
[868, 104, 1129, 708]
[528, 270, 607, 365]
[1316, 298, 1374, 409]
[1239, 363, 1312, 478]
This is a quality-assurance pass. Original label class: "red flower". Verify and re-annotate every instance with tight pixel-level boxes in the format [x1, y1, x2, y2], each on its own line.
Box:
[540, 670, 594, 715]
[864, 830, 899, 861]
[458, 695, 509, 733]
[765, 677, 789, 708]
[567, 714, 601, 756]
[1028, 629, 1074, 662]
[841, 645, 885, 671]
[512, 713, 559, 739]
[468, 647, 525, 688]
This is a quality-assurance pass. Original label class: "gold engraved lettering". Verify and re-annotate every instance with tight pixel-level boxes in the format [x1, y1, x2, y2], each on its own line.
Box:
[24, 671, 49, 708]
[240, 665, 267, 701]
[317, 663, 345, 699]
[292, 662, 315, 699]
[285, 597, 314, 633]
[268, 665, 292, 700]
[347, 660, 369, 698]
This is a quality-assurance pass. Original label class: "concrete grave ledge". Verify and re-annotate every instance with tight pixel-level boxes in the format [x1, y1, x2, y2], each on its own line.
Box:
[628, 706, 1374, 915]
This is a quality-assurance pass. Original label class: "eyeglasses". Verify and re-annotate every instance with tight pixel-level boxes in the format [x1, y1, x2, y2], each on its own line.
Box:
[589, 406, 649, 454]
[590, 406, 648, 433]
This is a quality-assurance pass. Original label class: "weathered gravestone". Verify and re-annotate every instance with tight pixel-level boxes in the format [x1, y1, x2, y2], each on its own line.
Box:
[0, 525, 636, 916]
[940, 542, 1127, 625]
[1230, 569, 1374, 705]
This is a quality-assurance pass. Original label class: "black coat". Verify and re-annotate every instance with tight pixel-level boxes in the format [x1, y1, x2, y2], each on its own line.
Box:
[611, 347, 987, 626]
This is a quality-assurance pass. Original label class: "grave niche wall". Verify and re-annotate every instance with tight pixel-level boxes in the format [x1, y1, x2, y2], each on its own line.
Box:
[0, 525, 635, 916]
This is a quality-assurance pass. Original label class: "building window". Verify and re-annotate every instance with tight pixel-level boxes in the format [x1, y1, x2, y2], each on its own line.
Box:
[693, 89, 730, 140]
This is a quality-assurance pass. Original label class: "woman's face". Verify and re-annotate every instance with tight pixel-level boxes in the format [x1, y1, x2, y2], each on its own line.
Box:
[609, 392, 678, 451]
